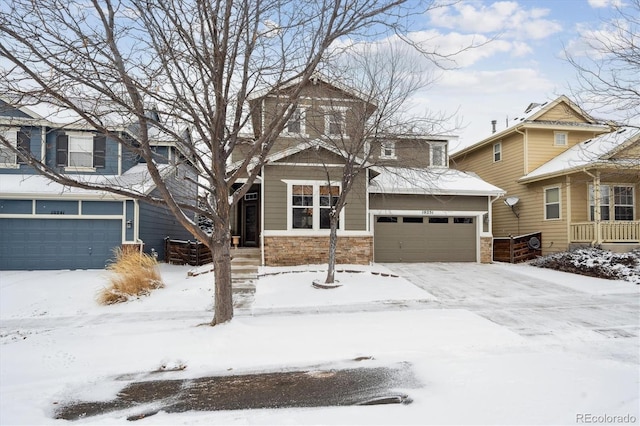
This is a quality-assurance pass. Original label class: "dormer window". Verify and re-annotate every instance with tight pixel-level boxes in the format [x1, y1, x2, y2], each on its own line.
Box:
[429, 142, 447, 167]
[286, 107, 306, 135]
[554, 131, 568, 146]
[380, 141, 396, 159]
[0, 127, 30, 168]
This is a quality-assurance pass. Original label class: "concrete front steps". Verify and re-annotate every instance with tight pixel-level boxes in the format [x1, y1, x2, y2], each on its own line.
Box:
[231, 248, 260, 308]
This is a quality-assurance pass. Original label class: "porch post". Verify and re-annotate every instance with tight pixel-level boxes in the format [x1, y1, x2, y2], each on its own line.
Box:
[594, 170, 602, 245]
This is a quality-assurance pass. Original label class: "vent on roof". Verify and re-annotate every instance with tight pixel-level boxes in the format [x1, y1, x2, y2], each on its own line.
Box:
[525, 103, 540, 113]
[617, 128, 627, 134]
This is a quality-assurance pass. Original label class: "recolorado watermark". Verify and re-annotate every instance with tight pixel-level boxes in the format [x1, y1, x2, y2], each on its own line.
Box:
[576, 413, 637, 424]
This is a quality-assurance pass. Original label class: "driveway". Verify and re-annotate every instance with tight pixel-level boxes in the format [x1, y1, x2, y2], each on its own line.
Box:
[383, 262, 640, 365]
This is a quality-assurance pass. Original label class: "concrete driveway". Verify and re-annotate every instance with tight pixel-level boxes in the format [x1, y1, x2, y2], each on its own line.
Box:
[383, 262, 640, 365]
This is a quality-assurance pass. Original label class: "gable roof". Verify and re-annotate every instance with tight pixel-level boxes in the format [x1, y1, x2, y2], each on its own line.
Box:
[369, 167, 505, 197]
[519, 127, 640, 183]
[248, 72, 377, 106]
[451, 95, 610, 157]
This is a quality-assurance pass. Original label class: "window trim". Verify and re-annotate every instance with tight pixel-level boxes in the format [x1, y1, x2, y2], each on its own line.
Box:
[322, 106, 348, 138]
[493, 142, 502, 162]
[589, 184, 635, 221]
[554, 131, 568, 146]
[544, 186, 561, 220]
[380, 141, 396, 159]
[284, 107, 308, 137]
[429, 142, 447, 167]
[284, 180, 345, 232]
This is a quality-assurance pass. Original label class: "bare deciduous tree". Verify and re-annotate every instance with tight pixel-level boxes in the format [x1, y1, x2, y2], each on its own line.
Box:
[565, 0, 640, 127]
[0, 0, 416, 324]
[305, 42, 456, 284]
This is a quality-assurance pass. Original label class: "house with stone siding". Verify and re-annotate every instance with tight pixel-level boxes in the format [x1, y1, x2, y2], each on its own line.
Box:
[230, 76, 505, 265]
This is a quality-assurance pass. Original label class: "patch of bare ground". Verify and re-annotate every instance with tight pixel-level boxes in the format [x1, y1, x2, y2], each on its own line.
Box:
[54, 361, 417, 421]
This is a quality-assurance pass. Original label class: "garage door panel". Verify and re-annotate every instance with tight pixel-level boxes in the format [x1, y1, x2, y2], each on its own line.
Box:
[0, 218, 122, 270]
[374, 215, 476, 262]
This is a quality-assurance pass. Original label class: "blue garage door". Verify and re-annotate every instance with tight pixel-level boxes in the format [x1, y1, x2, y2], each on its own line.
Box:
[0, 218, 122, 270]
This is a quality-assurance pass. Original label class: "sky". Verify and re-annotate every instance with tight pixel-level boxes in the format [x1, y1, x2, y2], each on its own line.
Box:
[403, 0, 629, 150]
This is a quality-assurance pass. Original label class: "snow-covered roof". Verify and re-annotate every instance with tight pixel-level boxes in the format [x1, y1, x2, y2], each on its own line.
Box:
[369, 167, 505, 196]
[520, 127, 640, 183]
[0, 164, 172, 199]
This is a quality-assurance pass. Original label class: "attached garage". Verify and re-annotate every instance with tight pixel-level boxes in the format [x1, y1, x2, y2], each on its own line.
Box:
[374, 215, 476, 262]
[0, 218, 123, 270]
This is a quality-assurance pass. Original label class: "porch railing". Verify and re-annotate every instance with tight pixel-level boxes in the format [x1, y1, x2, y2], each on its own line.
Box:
[570, 221, 640, 243]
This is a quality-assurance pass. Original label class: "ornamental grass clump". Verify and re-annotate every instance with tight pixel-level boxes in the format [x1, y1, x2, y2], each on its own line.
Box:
[98, 248, 164, 305]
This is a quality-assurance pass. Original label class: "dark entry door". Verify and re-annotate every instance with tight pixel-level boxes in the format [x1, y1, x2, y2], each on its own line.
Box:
[242, 201, 259, 246]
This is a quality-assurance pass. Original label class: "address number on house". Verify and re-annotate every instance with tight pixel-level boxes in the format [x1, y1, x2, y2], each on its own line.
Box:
[421, 210, 434, 215]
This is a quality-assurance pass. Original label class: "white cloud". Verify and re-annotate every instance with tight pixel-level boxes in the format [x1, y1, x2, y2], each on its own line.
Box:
[437, 68, 554, 94]
[588, 0, 622, 8]
[428, 1, 562, 41]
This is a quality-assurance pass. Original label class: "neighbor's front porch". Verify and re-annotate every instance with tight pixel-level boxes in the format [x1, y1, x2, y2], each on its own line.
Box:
[570, 221, 640, 245]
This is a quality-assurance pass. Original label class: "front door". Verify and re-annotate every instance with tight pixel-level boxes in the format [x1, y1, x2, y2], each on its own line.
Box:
[242, 198, 259, 247]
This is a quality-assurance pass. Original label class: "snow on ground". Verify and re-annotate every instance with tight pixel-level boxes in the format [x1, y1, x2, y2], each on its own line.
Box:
[0, 261, 638, 425]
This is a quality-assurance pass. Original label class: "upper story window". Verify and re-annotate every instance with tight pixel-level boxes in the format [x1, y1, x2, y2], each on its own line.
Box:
[493, 142, 502, 162]
[323, 106, 347, 137]
[554, 131, 568, 146]
[56, 133, 106, 171]
[589, 184, 635, 221]
[544, 186, 561, 220]
[380, 141, 396, 159]
[288, 180, 343, 231]
[429, 142, 447, 167]
[0, 127, 30, 168]
[286, 107, 306, 135]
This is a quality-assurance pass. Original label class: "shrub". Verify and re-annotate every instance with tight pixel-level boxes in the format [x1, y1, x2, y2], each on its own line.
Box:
[530, 247, 640, 284]
[98, 248, 164, 305]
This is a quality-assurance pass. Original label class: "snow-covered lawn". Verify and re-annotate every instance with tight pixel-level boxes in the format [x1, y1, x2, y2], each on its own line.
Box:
[0, 262, 638, 425]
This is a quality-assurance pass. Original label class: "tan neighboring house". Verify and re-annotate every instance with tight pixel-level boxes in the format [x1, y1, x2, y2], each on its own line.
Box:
[451, 95, 640, 256]
[229, 75, 504, 265]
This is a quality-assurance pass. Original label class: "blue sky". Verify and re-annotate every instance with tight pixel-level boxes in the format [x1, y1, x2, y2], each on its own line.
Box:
[402, 0, 627, 149]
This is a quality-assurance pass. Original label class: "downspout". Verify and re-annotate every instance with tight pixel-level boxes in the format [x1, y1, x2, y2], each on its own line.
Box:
[488, 194, 501, 262]
[133, 199, 144, 255]
[566, 175, 571, 247]
[583, 169, 601, 246]
[40, 125, 46, 163]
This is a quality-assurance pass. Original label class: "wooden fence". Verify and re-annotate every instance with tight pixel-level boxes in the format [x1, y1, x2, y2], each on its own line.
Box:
[493, 232, 542, 263]
[164, 238, 212, 266]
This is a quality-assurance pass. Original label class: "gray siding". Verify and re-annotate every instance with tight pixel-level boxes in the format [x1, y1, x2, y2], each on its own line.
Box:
[263, 164, 367, 231]
[139, 165, 198, 259]
[370, 194, 488, 212]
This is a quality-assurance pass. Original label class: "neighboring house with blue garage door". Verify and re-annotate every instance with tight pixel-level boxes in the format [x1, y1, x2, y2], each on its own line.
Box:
[0, 97, 197, 270]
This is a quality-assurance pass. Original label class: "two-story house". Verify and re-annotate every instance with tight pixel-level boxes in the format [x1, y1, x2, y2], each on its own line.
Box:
[0, 97, 197, 270]
[450, 95, 640, 256]
[230, 75, 504, 265]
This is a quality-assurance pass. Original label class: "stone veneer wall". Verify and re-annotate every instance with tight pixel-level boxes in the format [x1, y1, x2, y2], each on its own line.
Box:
[480, 236, 493, 263]
[264, 236, 373, 266]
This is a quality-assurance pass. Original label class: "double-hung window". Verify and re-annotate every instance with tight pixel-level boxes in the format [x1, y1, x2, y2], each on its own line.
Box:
[286, 107, 306, 135]
[429, 142, 447, 167]
[590, 185, 635, 221]
[56, 132, 106, 170]
[380, 141, 396, 159]
[323, 106, 347, 137]
[544, 186, 561, 220]
[288, 181, 342, 231]
[493, 142, 502, 162]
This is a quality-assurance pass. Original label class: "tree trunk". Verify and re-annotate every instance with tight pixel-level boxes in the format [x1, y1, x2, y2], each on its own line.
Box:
[325, 213, 339, 284]
[210, 219, 233, 326]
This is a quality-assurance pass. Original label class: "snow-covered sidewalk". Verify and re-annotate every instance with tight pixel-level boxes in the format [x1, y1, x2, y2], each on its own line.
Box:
[0, 262, 638, 425]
